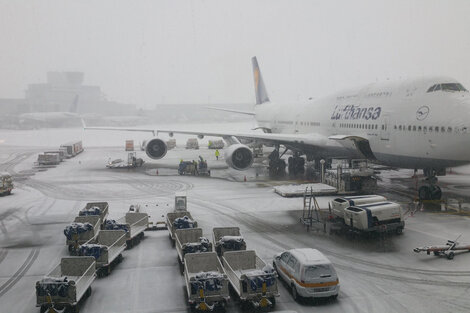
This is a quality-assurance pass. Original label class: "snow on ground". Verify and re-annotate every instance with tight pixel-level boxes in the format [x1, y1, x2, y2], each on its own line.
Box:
[0, 124, 470, 313]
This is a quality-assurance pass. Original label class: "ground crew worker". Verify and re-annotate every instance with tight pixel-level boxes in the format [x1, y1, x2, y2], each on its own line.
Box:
[215, 149, 220, 160]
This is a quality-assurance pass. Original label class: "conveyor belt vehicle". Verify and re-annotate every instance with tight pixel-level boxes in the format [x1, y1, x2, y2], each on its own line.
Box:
[36, 256, 96, 313]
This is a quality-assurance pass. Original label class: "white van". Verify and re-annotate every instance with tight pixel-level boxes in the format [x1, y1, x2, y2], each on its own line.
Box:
[343, 201, 404, 234]
[329, 195, 387, 218]
[273, 248, 339, 301]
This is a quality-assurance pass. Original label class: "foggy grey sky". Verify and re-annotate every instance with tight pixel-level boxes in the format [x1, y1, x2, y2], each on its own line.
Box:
[1, 0, 470, 108]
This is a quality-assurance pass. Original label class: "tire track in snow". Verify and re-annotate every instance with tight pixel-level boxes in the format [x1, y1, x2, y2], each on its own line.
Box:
[0, 248, 40, 298]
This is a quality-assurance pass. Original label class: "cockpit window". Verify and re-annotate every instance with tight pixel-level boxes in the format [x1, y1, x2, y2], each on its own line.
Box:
[427, 83, 468, 93]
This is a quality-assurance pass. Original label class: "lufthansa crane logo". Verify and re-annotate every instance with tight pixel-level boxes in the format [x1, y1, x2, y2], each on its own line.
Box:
[254, 68, 260, 91]
[416, 106, 430, 120]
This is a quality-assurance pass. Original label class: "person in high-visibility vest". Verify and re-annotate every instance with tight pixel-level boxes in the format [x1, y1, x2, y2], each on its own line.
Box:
[215, 149, 220, 160]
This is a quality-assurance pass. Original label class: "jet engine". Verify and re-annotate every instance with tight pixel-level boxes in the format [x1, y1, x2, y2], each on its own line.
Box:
[144, 138, 168, 159]
[224, 144, 253, 170]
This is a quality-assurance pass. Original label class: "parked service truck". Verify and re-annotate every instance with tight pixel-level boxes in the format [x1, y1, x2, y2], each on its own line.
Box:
[343, 201, 405, 234]
[222, 250, 279, 310]
[37, 153, 61, 166]
[176, 228, 212, 273]
[212, 227, 247, 257]
[36, 256, 95, 313]
[79, 230, 127, 277]
[60, 140, 83, 158]
[329, 195, 387, 219]
[184, 252, 229, 312]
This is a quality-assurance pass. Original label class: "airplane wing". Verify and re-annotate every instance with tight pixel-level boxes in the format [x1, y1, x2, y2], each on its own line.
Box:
[84, 125, 329, 148]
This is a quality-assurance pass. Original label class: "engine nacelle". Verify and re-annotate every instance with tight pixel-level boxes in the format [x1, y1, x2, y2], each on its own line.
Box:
[144, 138, 168, 159]
[224, 144, 253, 171]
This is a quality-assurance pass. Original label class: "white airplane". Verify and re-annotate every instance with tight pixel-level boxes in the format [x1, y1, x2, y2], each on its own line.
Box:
[85, 57, 470, 200]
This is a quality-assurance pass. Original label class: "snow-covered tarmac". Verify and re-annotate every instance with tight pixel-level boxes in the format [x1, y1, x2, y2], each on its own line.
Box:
[1, 124, 470, 313]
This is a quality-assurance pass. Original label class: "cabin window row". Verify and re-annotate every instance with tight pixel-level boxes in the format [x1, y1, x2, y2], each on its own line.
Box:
[339, 123, 379, 130]
[394, 125, 468, 133]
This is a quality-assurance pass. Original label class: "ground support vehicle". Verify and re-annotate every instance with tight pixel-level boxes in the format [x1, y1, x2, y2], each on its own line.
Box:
[176, 228, 212, 273]
[208, 140, 225, 149]
[37, 153, 61, 166]
[212, 227, 246, 257]
[36, 256, 96, 313]
[179, 161, 198, 175]
[79, 202, 109, 225]
[106, 152, 144, 169]
[186, 138, 199, 149]
[222, 250, 278, 310]
[329, 195, 387, 219]
[273, 248, 339, 301]
[184, 252, 229, 312]
[175, 194, 188, 211]
[65, 215, 101, 254]
[44, 150, 66, 162]
[0, 172, 13, 196]
[342, 201, 405, 234]
[108, 212, 148, 248]
[61, 140, 84, 158]
[414, 236, 470, 260]
[167, 211, 198, 243]
[79, 230, 127, 277]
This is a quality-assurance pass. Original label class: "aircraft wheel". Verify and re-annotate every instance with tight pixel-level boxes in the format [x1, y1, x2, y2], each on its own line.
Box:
[418, 186, 431, 200]
[430, 185, 442, 200]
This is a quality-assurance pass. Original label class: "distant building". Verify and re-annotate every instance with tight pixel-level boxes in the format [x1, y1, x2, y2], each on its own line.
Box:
[25, 71, 135, 115]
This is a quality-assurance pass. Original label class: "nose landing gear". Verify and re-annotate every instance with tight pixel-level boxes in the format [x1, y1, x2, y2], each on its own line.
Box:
[418, 168, 443, 200]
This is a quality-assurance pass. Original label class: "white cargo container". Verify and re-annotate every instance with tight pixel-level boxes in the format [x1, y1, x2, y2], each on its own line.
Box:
[330, 195, 387, 219]
[222, 250, 279, 310]
[184, 252, 229, 311]
[343, 201, 405, 234]
[36, 256, 95, 313]
[37, 153, 61, 165]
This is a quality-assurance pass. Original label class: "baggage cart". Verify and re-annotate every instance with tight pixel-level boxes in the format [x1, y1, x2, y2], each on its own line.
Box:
[176, 228, 212, 273]
[186, 138, 199, 149]
[37, 153, 61, 166]
[65, 215, 101, 254]
[108, 212, 149, 248]
[79, 202, 109, 225]
[212, 227, 246, 257]
[167, 211, 198, 244]
[36, 256, 96, 313]
[222, 250, 278, 310]
[79, 230, 127, 277]
[184, 252, 229, 312]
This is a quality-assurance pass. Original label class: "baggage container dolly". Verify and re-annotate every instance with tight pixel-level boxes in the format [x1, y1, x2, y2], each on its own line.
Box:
[79, 230, 127, 277]
[64, 215, 101, 255]
[78, 202, 109, 226]
[176, 228, 212, 274]
[35, 256, 96, 313]
[166, 211, 198, 245]
[184, 252, 229, 312]
[114, 212, 149, 249]
[222, 250, 279, 310]
[212, 227, 246, 257]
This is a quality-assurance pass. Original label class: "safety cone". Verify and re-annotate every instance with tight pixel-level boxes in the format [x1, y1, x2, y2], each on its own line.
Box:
[244, 175, 247, 182]
[156, 169, 159, 175]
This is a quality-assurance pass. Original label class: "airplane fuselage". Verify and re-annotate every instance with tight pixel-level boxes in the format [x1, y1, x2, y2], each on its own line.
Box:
[255, 76, 470, 170]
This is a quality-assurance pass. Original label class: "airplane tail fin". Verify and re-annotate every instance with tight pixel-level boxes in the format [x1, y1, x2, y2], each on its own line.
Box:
[251, 56, 270, 105]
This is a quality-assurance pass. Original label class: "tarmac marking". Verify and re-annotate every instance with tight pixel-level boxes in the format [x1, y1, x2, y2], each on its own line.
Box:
[0, 248, 39, 298]
[0, 249, 7, 265]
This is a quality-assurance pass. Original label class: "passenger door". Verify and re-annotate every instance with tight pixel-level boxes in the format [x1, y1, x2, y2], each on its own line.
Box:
[278, 252, 291, 281]
[380, 114, 390, 141]
[286, 256, 298, 282]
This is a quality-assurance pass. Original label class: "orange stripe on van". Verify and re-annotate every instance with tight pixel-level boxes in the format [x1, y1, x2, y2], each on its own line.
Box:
[279, 266, 339, 288]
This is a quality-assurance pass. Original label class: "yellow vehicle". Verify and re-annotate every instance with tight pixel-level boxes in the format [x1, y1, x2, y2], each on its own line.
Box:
[0, 172, 13, 196]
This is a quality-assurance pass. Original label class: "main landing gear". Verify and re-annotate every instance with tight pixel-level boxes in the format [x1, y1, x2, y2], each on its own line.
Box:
[417, 168, 442, 201]
[268, 147, 307, 178]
